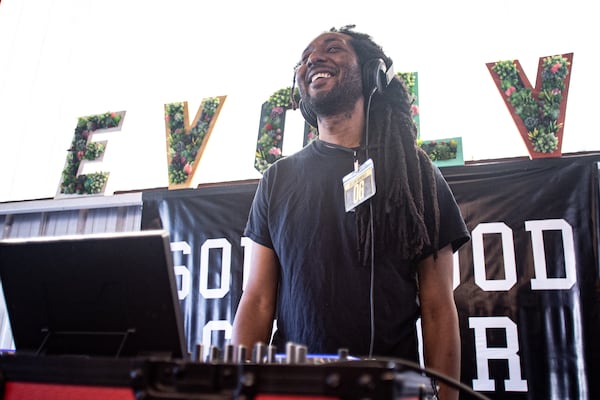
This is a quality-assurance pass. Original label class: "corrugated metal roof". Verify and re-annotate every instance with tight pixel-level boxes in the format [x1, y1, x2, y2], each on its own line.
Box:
[0, 193, 144, 350]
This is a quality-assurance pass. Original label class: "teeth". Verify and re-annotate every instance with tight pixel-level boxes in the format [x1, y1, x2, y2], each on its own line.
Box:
[311, 72, 331, 83]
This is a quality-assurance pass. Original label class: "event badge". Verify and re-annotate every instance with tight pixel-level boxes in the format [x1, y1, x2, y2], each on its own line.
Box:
[343, 158, 376, 212]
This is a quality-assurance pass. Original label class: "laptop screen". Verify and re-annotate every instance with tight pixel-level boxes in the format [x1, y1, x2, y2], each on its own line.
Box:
[0, 230, 187, 359]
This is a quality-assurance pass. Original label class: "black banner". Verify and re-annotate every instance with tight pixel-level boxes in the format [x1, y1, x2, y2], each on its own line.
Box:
[141, 183, 257, 358]
[445, 154, 600, 399]
[141, 155, 600, 400]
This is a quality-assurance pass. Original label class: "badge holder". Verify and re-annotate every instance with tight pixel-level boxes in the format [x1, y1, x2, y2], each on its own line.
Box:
[343, 158, 376, 212]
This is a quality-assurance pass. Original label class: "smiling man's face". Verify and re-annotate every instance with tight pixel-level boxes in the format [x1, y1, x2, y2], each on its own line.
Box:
[296, 32, 364, 119]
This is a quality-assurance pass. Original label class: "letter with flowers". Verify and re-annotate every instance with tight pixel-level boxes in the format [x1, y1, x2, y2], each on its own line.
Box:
[254, 87, 316, 173]
[57, 111, 124, 196]
[164, 96, 226, 188]
[487, 53, 573, 158]
[400, 71, 464, 166]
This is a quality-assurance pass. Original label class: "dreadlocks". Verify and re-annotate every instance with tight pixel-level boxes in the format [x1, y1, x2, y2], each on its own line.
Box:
[330, 25, 440, 265]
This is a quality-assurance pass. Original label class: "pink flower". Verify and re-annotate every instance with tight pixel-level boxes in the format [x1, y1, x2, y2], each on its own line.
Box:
[505, 86, 516, 97]
[550, 63, 561, 73]
[552, 88, 562, 95]
[410, 104, 419, 116]
[268, 147, 281, 156]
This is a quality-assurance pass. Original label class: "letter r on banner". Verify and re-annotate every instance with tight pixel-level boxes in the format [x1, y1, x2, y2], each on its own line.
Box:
[469, 316, 528, 392]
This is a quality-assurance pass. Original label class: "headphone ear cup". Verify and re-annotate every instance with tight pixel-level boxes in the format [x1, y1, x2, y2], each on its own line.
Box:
[362, 58, 388, 95]
[299, 99, 318, 128]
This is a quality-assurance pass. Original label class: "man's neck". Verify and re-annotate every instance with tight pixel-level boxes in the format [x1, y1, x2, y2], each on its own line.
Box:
[316, 101, 365, 148]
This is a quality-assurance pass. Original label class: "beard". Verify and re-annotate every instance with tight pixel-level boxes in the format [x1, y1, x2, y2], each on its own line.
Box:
[303, 64, 363, 118]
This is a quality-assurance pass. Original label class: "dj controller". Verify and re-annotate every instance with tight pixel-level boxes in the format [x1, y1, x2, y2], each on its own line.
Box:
[0, 342, 439, 400]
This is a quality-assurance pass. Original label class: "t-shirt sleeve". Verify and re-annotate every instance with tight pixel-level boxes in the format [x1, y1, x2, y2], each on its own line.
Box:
[244, 171, 274, 249]
[434, 166, 470, 253]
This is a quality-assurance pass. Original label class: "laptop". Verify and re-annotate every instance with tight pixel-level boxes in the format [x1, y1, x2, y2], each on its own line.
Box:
[0, 230, 187, 359]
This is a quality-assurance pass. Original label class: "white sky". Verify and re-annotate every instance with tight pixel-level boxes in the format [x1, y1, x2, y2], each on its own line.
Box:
[0, 0, 598, 202]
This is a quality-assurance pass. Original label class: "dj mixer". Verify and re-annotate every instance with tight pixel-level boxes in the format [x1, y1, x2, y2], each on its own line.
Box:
[0, 342, 437, 400]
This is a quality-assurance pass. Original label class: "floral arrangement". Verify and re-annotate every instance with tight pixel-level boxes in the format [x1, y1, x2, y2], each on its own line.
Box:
[491, 55, 571, 154]
[254, 88, 317, 173]
[397, 72, 420, 135]
[59, 111, 122, 195]
[166, 97, 221, 185]
[418, 138, 458, 161]
[304, 121, 319, 145]
[401, 72, 462, 163]
[254, 88, 288, 173]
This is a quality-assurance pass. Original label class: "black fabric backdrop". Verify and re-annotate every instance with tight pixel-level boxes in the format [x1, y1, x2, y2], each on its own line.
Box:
[141, 155, 600, 400]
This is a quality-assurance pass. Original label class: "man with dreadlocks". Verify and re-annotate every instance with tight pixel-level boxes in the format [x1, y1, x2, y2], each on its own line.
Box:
[232, 25, 469, 400]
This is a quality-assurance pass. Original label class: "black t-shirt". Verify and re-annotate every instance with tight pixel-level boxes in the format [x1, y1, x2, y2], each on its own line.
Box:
[244, 140, 470, 359]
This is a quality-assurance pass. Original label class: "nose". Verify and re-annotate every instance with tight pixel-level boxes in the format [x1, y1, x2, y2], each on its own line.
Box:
[306, 50, 326, 68]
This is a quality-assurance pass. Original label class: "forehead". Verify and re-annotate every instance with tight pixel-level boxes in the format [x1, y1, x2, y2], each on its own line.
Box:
[301, 32, 354, 55]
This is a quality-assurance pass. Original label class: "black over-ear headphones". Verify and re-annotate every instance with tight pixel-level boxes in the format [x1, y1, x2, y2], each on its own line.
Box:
[299, 59, 395, 128]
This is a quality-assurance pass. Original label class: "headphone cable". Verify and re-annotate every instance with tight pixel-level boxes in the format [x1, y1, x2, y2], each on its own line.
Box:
[365, 87, 377, 358]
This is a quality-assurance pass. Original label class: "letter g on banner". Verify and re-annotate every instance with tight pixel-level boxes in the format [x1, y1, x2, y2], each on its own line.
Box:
[171, 241, 192, 300]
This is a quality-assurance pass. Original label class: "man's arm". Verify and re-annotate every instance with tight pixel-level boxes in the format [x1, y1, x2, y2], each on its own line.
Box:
[231, 240, 280, 356]
[418, 244, 461, 400]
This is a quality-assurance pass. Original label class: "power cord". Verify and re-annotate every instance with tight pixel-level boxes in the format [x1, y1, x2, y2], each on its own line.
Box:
[338, 356, 492, 400]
